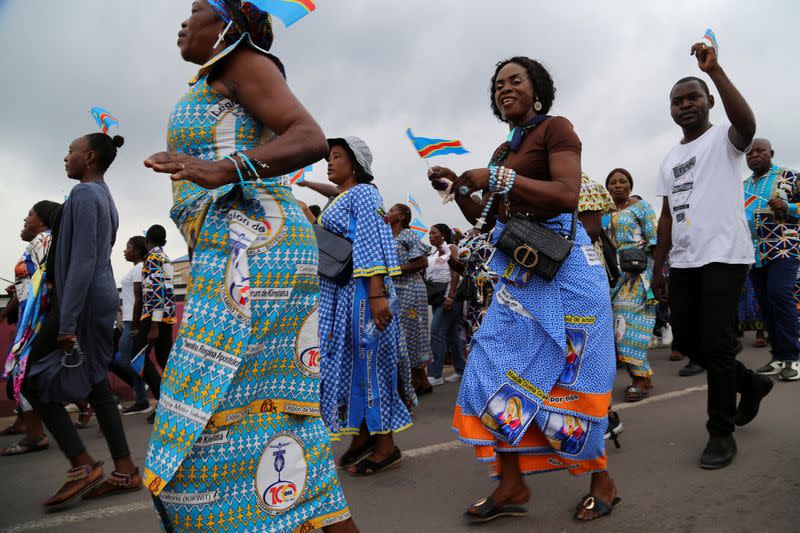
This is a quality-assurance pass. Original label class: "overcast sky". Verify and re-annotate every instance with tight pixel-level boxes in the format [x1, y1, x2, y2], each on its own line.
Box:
[1, 0, 798, 282]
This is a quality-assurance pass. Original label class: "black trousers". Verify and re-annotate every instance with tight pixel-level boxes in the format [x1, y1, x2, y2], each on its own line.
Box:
[23, 294, 130, 460]
[131, 317, 174, 400]
[669, 262, 755, 436]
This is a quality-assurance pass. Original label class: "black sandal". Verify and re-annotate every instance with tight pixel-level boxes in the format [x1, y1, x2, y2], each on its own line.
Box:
[624, 385, 648, 402]
[574, 494, 622, 522]
[337, 436, 376, 468]
[347, 447, 402, 476]
[465, 497, 528, 523]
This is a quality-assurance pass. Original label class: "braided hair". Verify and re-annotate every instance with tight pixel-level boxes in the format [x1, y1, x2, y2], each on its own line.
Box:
[490, 57, 556, 122]
[392, 204, 412, 228]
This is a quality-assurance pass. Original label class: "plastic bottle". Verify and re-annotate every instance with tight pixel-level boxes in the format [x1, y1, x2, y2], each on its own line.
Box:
[360, 295, 399, 346]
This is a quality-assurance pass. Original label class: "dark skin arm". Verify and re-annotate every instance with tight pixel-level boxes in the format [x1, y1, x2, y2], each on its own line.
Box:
[429, 150, 581, 224]
[578, 211, 603, 243]
[131, 281, 143, 333]
[691, 44, 756, 151]
[145, 47, 327, 187]
[369, 274, 392, 331]
[443, 244, 460, 312]
[652, 197, 673, 303]
[297, 179, 339, 198]
[400, 256, 428, 275]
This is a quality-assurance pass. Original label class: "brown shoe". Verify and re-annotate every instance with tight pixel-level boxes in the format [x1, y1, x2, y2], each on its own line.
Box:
[83, 468, 143, 500]
[669, 351, 685, 361]
[43, 462, 104, 512]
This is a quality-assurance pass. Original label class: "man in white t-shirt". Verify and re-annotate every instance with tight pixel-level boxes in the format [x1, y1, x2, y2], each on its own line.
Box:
[652, 41, 772, 470]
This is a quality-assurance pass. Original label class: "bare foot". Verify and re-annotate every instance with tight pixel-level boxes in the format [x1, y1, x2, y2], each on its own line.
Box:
[575, 471, 618, 521]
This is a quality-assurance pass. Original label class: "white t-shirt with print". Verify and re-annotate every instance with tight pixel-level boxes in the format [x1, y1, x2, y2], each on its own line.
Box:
[120, 262, 143, 322]
[656, 122, 754, 268]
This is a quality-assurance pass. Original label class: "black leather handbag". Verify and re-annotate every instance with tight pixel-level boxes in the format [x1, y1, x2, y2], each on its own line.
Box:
[495, 212, 577, 281]
[313, 224, 353, 285]
[618, 247, 648, 274]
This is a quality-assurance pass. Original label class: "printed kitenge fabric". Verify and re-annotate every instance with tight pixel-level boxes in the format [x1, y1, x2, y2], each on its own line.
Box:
[457, 230, 497, 348]
[738, 272, 763, 332]
[141, 246, 176, 324]
[605, 200, 658, 378]
[393, 228, 432, 369]
[452, 214, 615, 477]
[743, 165, 800, 268]
[144, 40, 349, 532]
[579, 174, 616, 214]
[2, 231, 51, 408]
[317, 184, 414, 438]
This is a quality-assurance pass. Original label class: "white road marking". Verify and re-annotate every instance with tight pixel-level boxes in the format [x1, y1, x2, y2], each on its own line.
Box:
[4, 385, 707, 531]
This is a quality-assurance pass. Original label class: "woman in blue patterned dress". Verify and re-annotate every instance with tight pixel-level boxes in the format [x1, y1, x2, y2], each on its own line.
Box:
[385, 203, 432, 395]
[317, 137, 413, 476]
[142, 2, 355, 531]
[604, 169, 658, 402]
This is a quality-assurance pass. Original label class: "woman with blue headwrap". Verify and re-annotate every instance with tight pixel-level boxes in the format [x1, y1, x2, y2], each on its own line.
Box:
[143, 2, 357, 531]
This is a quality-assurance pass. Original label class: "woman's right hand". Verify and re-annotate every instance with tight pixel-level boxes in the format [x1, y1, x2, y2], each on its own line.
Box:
[652, 269, 668, 303]
[144, 152, 233, 189]
[428, 166, 457, 188]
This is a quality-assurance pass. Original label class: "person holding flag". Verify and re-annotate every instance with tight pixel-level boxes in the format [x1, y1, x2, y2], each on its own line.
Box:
[141, 1, 355, 531]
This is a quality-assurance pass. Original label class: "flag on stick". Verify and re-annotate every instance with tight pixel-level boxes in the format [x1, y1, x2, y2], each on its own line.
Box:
[288, 165, 312, 185]
[702, 28, 718, 54]
[90, 107, 119, 135]
[130, 346, 148, 376]
[409, 217, 429, 239]
[406, 129, 468, 159]
[245, 0, 316, 27]
[407, 194, 422, 217]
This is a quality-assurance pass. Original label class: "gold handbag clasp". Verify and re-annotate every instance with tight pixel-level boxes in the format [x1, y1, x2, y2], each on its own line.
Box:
[513, 245, 540, 268]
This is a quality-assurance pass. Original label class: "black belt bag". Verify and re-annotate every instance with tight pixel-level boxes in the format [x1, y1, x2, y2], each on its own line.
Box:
[495, 212, 577, 281]
[618, 248, 648, 274]
[313, 224, 353, 285]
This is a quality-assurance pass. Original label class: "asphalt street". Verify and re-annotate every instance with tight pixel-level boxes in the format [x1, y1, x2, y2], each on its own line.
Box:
[1, 334, 797, 533]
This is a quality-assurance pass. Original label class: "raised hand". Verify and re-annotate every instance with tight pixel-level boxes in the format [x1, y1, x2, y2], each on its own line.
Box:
[691, 42, 720, 74]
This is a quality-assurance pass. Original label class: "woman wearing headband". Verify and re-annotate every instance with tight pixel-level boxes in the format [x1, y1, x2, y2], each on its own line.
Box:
[143, 2, 356, 531]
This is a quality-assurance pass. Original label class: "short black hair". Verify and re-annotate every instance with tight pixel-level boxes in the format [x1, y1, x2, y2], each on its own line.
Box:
[146, 224, 167, 247]
[490, 57, 556, 122]
[32, 200, 61, 229]
[432, 223, 452, 244]
[128, 235, 148, 258]
[605, 168, 634, 190]
[671, 76, 710, 97]
[392, 204, 412, 228]
[84, 133, 124, 172]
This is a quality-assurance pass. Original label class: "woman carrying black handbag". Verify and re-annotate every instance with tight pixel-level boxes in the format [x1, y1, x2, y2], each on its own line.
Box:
[25, 132, 141, 511]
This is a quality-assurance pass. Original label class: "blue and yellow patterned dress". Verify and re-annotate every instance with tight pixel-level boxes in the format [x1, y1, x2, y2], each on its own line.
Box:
[144, 41, 350, 533]
[317, 184, 414, 437]
[604, 199, 658, 378]
[393, 228, 432, 370]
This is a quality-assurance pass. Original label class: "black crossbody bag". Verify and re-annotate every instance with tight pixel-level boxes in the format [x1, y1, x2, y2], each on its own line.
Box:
[313, 195, 353, 285]
[495, 211, 577, 281]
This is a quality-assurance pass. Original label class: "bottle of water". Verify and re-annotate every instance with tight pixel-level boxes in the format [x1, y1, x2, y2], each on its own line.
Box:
[360, 295, 399, 346]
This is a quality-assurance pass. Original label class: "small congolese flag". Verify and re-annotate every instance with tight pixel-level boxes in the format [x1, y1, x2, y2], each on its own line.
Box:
[288, 165, 312, 185]
[409, 217, 429, 238]
[246, 0, 316, 27]
[406, 129, 469, 159]
[90, 107, 119, 135]
[702, 28, 718, 53]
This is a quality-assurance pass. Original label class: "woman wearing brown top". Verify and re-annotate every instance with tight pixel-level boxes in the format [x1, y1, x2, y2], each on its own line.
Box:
[429, 57, 619, 523]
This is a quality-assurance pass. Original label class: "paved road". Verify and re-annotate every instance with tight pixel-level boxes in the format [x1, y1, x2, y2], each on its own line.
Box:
[1, 335, 796, 533]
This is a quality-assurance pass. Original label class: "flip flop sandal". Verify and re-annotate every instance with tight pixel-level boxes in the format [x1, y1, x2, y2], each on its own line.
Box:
[348, 447, 402, 476]
[624, 386, 648, 402]
[465, 496, 528, 523]
[753, 338, 769, 348]
[43, 462, 105, 512]
[338, 436, 377, 468]
[1, 436, 49, 456]
[574, 494, 622, 522]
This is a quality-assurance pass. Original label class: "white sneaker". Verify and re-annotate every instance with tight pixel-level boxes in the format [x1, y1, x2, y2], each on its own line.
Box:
[428, 376, 445, 387]
[444, 373, 462, 383]
[649, 335, 661, 349]
[779, 361, 800, 381]
[660, 324, 673, 346]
